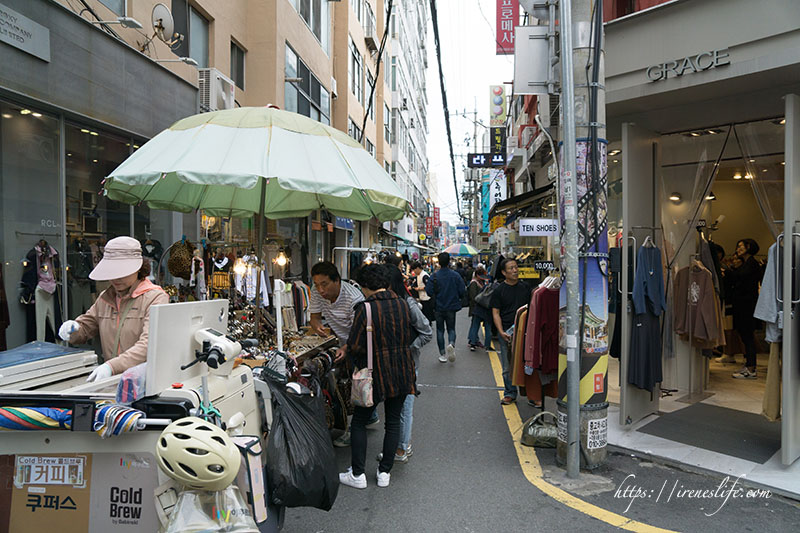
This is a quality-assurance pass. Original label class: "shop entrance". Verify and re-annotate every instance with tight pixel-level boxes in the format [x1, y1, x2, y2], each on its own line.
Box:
[612, 95, 800, 467]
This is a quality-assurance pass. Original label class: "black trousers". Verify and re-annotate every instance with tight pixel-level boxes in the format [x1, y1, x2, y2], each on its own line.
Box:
[739, 327, 758, 368]
[351, 395, 406, 476]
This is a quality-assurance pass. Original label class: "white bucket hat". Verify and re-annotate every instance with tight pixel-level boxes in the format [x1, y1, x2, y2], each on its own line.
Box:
[89, 236, 143, 281]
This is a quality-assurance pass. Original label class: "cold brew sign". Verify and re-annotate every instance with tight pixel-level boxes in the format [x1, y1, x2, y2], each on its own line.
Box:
[519, 218, 559, 237]
[646, 49, 729, 82]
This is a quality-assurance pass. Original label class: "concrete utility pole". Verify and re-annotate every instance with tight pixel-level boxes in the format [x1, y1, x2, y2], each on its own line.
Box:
[556, 0, 608, 478]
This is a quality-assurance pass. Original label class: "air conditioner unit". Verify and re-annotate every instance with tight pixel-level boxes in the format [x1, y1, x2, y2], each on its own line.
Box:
[198, 68, 235, 112]
[365, 28, 378, 52]
[331, 77, 338, 98]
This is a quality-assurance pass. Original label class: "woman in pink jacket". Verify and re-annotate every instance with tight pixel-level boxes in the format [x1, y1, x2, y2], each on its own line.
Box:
[59, 236, 169, 382]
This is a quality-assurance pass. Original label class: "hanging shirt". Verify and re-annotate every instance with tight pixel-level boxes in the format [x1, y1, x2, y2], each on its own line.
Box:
[632, 245, 666, 316]
[754, 242, 781, 343]
[674, 262, 719, 344]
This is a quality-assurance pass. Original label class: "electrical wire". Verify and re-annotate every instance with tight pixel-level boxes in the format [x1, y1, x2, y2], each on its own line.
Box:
[429, 0, 462, 219]
[360, 0, 394, 143]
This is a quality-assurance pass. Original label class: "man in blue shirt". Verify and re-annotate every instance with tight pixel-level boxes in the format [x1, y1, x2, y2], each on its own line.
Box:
[426, 252, 466, 363]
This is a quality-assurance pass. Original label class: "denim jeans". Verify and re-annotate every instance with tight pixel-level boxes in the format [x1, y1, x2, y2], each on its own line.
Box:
[398, 369, 419, 452]
[498, 337, 517, 399]
[351, 395, 406, 476]
[468, 314, 491, 348]
[435, 310, 457, 354]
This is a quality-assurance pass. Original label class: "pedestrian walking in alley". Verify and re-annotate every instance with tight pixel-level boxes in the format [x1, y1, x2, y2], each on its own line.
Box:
[467, 265, 491, 351]
[336, 264, 417, 489]
[490, 258, 532, 405]
[309, 261, 378, 447]
[426, 252, 466, 363]
[410, 261, 435, 325]
[385, 264, 432, 463]
[722, 238, 763, 379]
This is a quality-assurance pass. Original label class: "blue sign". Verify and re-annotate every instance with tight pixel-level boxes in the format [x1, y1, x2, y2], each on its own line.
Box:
[334, 217, 355, 231]
[481, 177, 490, 233]
[456, 225, 469, 231]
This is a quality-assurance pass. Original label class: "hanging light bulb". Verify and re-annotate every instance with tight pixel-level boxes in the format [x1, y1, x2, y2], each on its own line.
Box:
[275, 250, 288, 267]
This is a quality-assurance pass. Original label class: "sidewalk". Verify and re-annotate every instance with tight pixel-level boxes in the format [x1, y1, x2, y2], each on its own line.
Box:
[606, 405, 800, 501]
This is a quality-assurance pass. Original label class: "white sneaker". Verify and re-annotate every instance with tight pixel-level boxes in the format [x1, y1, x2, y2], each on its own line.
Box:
[715, 355, 737, 364]
[438, 354, 448, 363]
[339, 468, 367, 489]
[447, 343, 456, 362]
[376, 470, 391, 488]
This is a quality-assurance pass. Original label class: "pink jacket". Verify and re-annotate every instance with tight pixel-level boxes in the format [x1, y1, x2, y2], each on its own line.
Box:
[70, 279, 169, 374]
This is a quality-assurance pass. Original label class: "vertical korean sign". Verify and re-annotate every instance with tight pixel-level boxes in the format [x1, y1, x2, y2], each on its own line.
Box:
[489, 169, 507, 209]
[425, 217, 433, 237]
[496, 0, 518, 55]
[481, 176, 491, 233]
[433, 207, 440, 226]
[489, 85, 507, 127]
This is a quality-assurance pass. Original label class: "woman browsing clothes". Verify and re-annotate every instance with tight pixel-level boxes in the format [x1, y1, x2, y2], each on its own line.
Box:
[336, 264, 417, 489]
[59, 236, 169, 382]
[722, 238, 763, 379]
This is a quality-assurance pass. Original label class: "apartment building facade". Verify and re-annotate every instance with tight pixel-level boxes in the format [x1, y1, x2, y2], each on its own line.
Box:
[0, 0, 416, 349]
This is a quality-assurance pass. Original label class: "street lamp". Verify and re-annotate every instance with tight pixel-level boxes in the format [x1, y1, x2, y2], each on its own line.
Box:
[155, 57, 199, 67]
[90, 16, 143, 29]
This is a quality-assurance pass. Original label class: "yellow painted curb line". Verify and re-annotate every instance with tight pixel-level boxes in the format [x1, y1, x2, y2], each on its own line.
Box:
[488, 349, 677, 533]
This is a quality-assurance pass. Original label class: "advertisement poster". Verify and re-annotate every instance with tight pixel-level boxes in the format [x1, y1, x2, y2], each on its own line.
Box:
[2, 453, 159, 533]
[557, 140, 609, 405]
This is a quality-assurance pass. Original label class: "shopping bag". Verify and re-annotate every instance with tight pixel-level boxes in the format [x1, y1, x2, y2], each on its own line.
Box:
[350, 302, 374, 408]
[265, 380, 339, 511]
[474, 281, 497, 309]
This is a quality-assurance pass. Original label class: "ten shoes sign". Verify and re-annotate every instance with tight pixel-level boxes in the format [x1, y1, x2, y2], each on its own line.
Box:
[519, 218, 559, 237]
[646, 49, 729, 82]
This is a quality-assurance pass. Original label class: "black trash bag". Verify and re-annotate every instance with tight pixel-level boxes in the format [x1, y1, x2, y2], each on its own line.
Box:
[265, 379, 339, 511]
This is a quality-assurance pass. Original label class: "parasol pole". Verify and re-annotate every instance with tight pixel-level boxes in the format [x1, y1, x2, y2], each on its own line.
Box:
[254, 178, 267, 339]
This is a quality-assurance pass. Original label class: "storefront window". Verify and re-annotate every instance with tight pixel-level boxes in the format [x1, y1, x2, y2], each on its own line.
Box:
[0, 101, 61, 349]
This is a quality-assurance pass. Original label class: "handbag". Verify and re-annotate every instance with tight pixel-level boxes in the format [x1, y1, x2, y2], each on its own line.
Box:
[520, 411, 558, 448]
[350, 302, 374, 408]
[474, 281, 497, 309]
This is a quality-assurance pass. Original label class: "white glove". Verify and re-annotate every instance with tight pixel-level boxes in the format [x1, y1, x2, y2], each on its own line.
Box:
[59, 320, 80, 341]
[86, 363, 113, 382]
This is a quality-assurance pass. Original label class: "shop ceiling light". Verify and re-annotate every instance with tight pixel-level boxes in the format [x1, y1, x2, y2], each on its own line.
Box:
[90, 131, 99, 136]
[608, 149, 621, 156]
[733, 173, 742, 180]
[745, 174, 753, 179]
[67, 153, 72, 157]
[782, 161, 786, 165]
[1, 113, 12, 119]
[669, 192, 682, 203]
[80, 128, 90, 133]
[612, 159, 619, 163]
[92, 159, 98, 163]
[706, 192, 716, 200]
[19, 109, 31, 115]
[689, 132, 701, 137]
[749, 159, 756, 163]
[779, 119, 786, 125]
[31, 112, 42, 118]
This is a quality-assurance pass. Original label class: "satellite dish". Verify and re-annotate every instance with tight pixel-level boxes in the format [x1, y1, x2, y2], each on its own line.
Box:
[152, 3, 174, 43]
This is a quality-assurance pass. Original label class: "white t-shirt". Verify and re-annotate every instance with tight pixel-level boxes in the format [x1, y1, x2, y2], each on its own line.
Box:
[417, 272, 431, 301]
[308, 281, 365, 341]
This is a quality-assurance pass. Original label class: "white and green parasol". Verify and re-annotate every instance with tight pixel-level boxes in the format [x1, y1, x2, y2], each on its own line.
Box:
[103, 107, 409, 221]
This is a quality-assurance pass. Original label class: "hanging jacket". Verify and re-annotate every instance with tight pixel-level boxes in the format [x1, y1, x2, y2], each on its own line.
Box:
[673, 263, 719, 344]
[70, 278, 169, 374]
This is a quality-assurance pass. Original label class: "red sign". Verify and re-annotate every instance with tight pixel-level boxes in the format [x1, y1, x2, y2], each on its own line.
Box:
[496, 0, 518, 55]
[593, 373, 604, 394]
[433, 207, 440, 226]
[425, 217, 433, 237]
